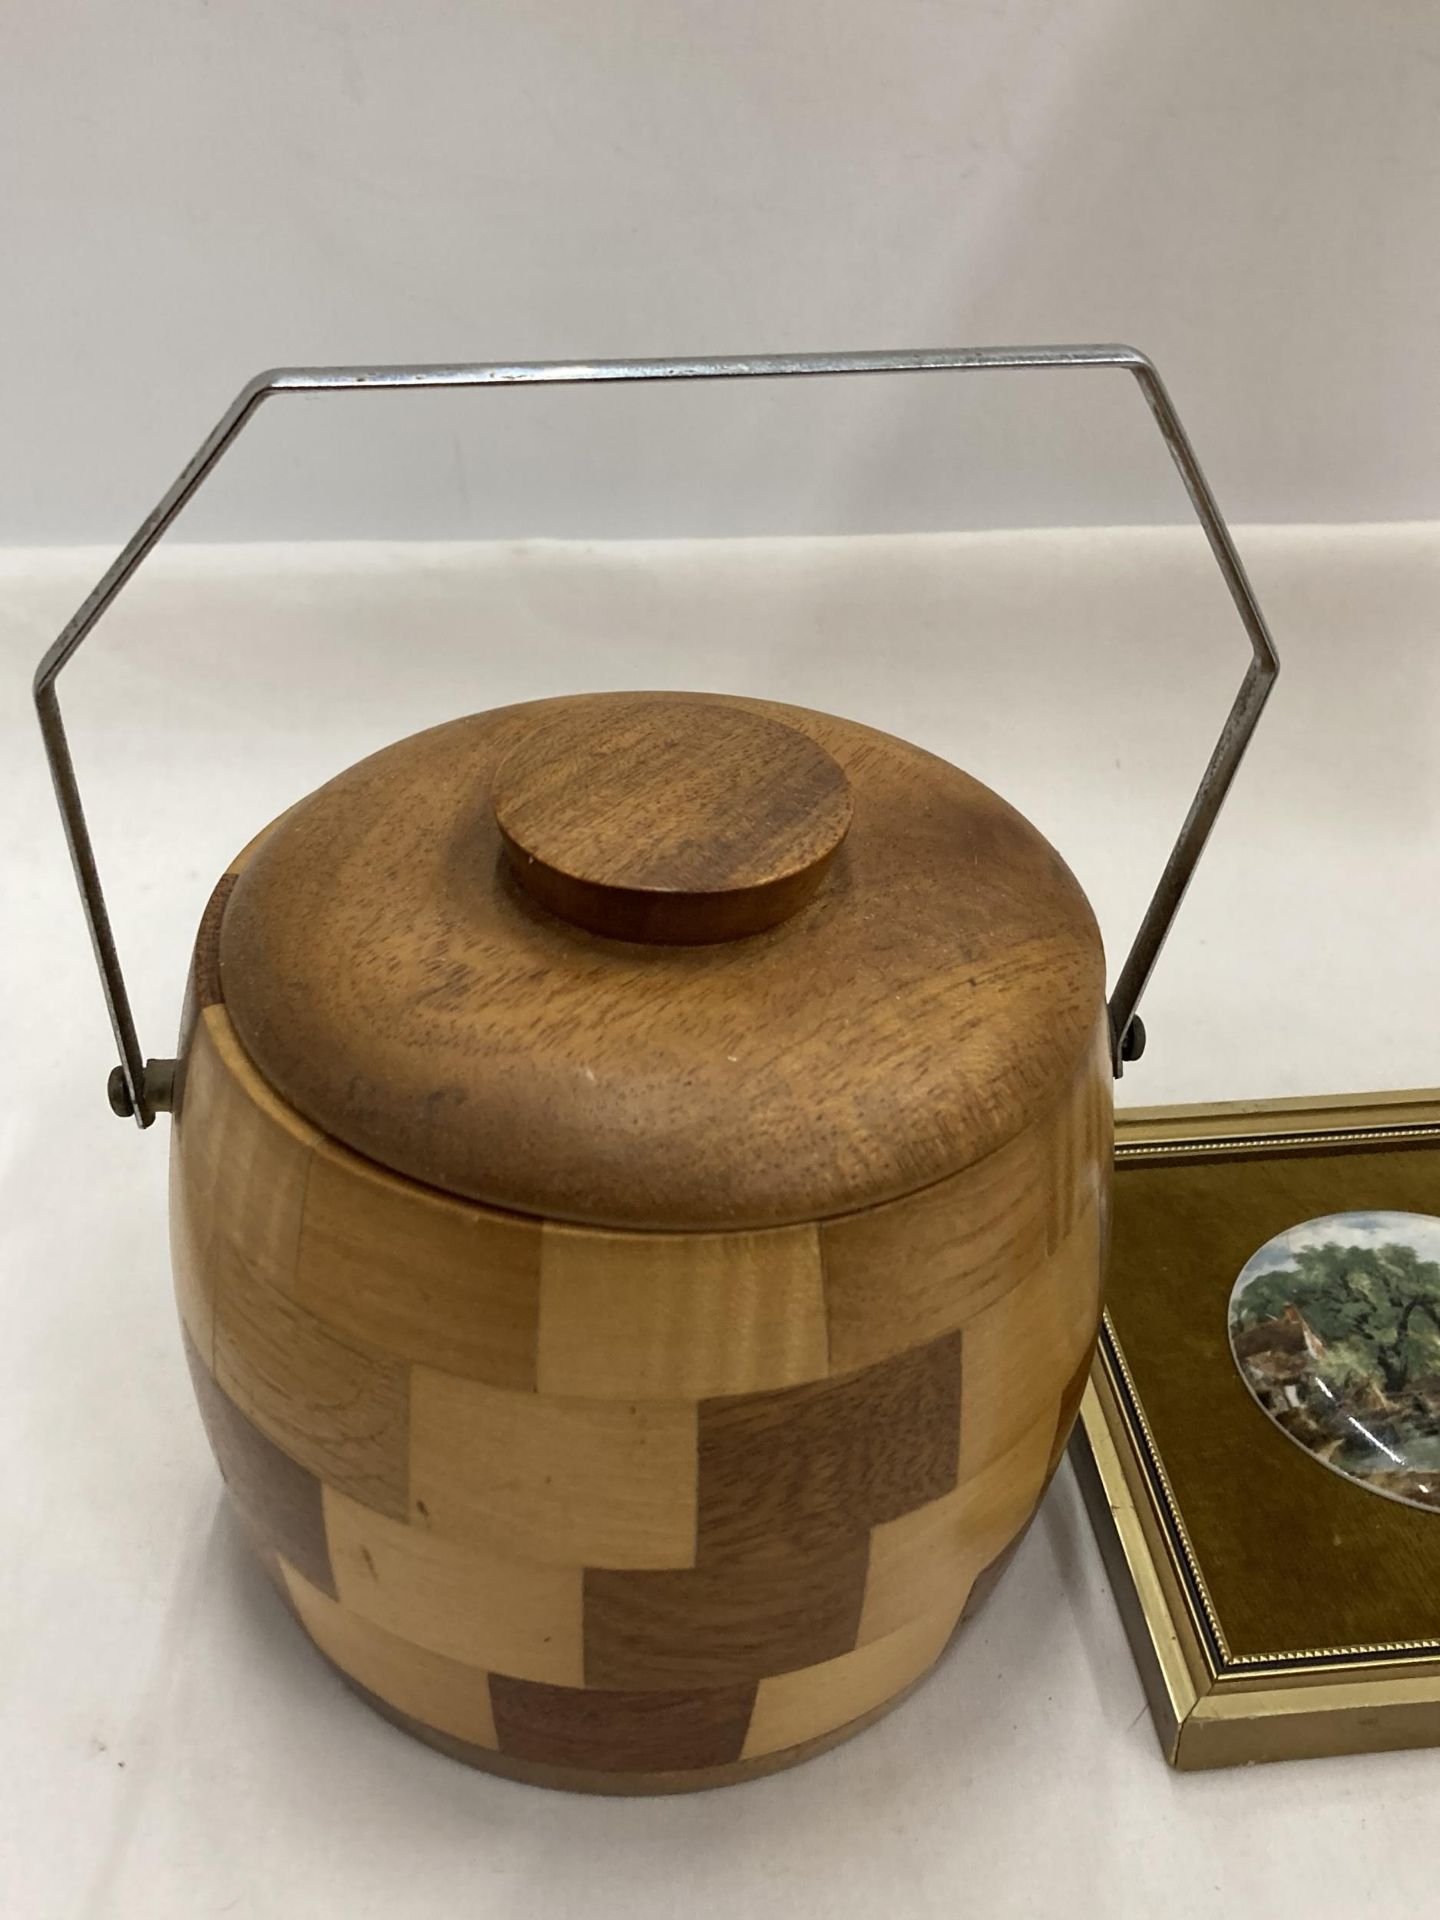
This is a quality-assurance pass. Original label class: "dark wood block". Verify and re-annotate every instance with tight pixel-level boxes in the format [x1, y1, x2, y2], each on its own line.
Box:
[582, 1537, 870, 1688]
[489, 1672, 757, 1773]
[696, 1329, 964, 1561]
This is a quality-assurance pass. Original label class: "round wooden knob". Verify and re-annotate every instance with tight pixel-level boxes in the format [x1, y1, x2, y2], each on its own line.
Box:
[491, 697, 853, 943]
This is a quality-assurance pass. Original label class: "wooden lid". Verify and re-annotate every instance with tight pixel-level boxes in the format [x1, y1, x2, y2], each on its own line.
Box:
[491, 700, 852, 943]
[219, 691, 1104, 1230]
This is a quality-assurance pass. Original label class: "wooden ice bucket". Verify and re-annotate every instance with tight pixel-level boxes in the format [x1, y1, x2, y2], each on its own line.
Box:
[35, 347, 1275, 1792]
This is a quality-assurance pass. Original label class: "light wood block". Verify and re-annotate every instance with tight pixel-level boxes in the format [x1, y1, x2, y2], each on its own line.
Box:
[179, 1006, 412, 1520]
[324, 1486, 584, 1685]
[170, 1008, 319, 1365]
[740, 1599, 963, 1759]
[958, 1200, 1104, 1479]
[408, 1368, 699, 1570]
[281, 1560, 499, 1749]
[169, 1138, 214, 1361]
[1041, 1016, 1113, 1255]
[820, 1126, 1048, 1376]
[537, 1222, 828, 1399]
[198, 1003, 322, 1207]
[297, 1142, 541, 1391]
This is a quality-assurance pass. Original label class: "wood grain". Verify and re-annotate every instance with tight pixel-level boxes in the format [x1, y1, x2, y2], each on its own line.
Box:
[219, 692, 1105, 1229]
[342, 1667, 924, 1795]
[582, 1537, 870, 1689]
[190, 870, 236, 1012]
[695, 1330, 963, 1561]
[296, 1141, 541, 1390]
[1041, 1014, 1113, 1255]
[489, 1672, 757, 1774]
[537, 1221, 828, 1399]
[169, 1006, 319, 1371]
[492, 699, 853, 943]
[856, 1410, 1054, 1644]
[184, 1330, 335, 1598]
[169, 1017, 409, 1524]
[820, 1121, 1050, 1376]
[214, 1231, 411, 1521]
[169, 1147, 215, 1361]
[957, 1201, 1104, 1480]
[174, 823, 286, 1084]
[408, 1368, 698, 1569]
[819, 1022, 1109, 1373]
[323, 1486, 585, 1685]
[174, 1008, 411, 1521]
[281, 1560, 500, 1749]
[740, 1598, 963, 1760]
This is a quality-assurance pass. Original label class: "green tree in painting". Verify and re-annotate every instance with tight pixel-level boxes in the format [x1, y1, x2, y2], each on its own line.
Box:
[1233, 1241, 1440, 1398]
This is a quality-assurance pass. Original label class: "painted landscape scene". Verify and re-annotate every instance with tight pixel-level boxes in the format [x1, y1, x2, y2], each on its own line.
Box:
[1229, 1212, 1440, 1513]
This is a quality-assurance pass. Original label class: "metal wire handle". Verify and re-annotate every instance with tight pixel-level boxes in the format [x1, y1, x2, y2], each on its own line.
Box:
[32, 344, 1279, 1127]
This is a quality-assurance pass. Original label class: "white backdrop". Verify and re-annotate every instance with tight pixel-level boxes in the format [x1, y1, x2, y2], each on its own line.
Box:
[4, 0, 1438, 545]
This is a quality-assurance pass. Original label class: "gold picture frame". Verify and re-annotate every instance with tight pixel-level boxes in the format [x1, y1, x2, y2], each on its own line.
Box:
[1074, 1089, 1440, 1768]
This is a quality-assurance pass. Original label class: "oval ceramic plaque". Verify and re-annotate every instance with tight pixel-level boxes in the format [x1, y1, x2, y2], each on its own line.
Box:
[1229, 1212, 1440, 1513]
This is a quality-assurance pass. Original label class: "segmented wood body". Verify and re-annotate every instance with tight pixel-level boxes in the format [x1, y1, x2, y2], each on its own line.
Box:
[173, 858, 1110, 1792]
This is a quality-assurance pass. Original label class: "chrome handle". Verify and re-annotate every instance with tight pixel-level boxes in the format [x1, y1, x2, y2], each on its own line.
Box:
[33, 344, 1279, 1124]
